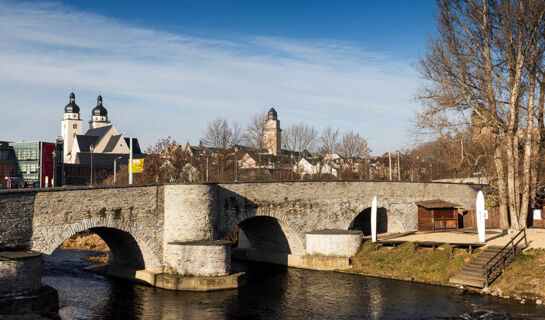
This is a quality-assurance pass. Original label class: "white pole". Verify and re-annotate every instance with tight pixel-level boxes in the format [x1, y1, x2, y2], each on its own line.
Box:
[388, 145, 392, 181]
[371, 196, 378, 243]
[114, 158, 117, 184]
[476, 191, 486, 242]
[129, 137, 133, 185]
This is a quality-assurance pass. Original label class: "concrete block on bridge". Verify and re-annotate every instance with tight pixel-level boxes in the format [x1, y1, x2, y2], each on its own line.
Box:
[306, 230, 363, 257]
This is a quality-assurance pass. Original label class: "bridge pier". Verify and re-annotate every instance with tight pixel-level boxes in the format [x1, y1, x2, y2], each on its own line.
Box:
[87, 240, 246, 291]
[232, 230, 363, 271]
[305, 230, 363, 257]
[0, 251, 59, 317]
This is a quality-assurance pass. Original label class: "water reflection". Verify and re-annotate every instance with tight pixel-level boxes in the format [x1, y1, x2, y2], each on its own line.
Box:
[43, 249, 545, 320]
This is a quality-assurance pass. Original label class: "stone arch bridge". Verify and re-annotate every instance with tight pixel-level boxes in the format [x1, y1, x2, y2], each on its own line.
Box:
[0, 181, 480, 274]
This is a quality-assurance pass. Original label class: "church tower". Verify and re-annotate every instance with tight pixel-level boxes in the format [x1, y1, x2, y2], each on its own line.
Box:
[264, 107, 282, 155]
[61, 92, 82, 162]
[89, 95, 110, 129]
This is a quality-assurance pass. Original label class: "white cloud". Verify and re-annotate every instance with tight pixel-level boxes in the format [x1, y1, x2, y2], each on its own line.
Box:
[0, 1, 419, 154]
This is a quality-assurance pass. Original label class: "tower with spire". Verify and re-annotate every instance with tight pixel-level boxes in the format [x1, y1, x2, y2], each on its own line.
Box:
[264, 107, 282, 155]
[89, 95, 110, 129]
[61, 92, 82, 162]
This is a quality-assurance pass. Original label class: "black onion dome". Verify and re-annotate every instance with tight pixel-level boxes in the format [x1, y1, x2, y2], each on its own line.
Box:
[64, 92, 80, 113]
[92, 95, 108, 116]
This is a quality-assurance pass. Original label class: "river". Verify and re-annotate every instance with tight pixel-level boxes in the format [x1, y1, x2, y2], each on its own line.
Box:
[42, 249, 545, 320]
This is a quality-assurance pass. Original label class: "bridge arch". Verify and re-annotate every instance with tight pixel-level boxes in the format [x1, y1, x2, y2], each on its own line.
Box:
[348, 206, 390, 236]
[225, 214, 305, 255]
[33, 217, 162, 271]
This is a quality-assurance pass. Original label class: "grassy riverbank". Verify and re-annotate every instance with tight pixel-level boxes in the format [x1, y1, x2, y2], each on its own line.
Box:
[489, 248, 545, 303]
[350, 241, 545, 305]
[350, 241, 474, 286]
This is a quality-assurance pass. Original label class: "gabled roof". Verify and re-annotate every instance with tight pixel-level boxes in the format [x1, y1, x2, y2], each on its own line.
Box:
[103, 135, 123, 152]
[85, 125, 112, 139]
[75, 135, 99, 152]
[415, 200, 462, 209]
[124, 138, 142, 154]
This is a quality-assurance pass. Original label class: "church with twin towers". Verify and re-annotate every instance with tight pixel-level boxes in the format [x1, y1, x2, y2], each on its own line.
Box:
[61, 92, 142, 166]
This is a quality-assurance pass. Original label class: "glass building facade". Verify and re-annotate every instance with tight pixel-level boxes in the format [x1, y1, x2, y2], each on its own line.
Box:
[9, 141, 63, 188]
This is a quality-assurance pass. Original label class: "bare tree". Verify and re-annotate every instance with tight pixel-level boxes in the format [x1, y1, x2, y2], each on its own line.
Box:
[202, 117, 233, 150]
[319, 126, 340, 155]
[202, 117, 243, 181]
[338, 130, 368, 159]
[283, 123, 317, 176]
[243, 111, 267, 150]
[416, 0, 545, 229]
[231, 121, 243, 146]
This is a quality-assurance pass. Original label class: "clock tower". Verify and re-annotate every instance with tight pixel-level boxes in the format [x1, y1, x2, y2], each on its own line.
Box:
[264, 108, 282, 155]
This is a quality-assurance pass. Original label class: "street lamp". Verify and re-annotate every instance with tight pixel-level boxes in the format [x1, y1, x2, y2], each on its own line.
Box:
[89, 144, 94, 187]
[114, 156, 122, 184]
[234, 145, 239, 182]
[52, 150, 56, 188]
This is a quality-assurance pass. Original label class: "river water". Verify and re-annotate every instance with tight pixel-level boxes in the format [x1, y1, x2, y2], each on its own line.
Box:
[43, 249, 545, 320]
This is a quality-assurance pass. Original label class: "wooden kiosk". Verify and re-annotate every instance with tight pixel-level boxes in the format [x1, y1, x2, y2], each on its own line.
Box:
[416, 200, 463, 231]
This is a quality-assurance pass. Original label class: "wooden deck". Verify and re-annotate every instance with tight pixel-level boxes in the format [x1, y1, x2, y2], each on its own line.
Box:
[373, 238, 485, 253]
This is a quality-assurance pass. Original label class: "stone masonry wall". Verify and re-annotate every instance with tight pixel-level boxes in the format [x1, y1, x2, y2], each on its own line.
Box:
[214, 181, 481, 251]
[0, 192, 37, 251]
[30, 186, 165, 270]
[0, 254, 41, 297]
[0, 181, 481, 271]
[163, 184, 219, 246]
[164, 241, 230, 276]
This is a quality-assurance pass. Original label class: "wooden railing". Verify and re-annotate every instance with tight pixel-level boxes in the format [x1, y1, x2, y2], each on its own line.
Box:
[483, 228, 528, 286]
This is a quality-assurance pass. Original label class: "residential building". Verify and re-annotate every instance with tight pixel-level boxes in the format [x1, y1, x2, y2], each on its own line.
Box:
[295, 157, 338, 178]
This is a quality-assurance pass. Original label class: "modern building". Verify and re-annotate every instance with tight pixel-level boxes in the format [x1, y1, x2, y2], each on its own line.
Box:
[8, 141, 63, 188]
[60, 92, 143, 185]
[0, 141, 18, 189]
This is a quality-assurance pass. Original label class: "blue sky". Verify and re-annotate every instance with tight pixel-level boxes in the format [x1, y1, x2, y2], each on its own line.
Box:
[0, 0, 437, 154]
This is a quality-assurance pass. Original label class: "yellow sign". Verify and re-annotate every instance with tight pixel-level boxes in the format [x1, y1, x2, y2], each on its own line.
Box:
[130, 159, 144, 173]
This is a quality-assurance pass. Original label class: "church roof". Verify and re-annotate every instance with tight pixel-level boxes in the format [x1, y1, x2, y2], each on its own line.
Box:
[103, 135, 123, 153]
[85, 125, 112, 140]
[124, 137, 142, 154]
[64, 92, 80, 113]
[75, 135, 99, 152]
